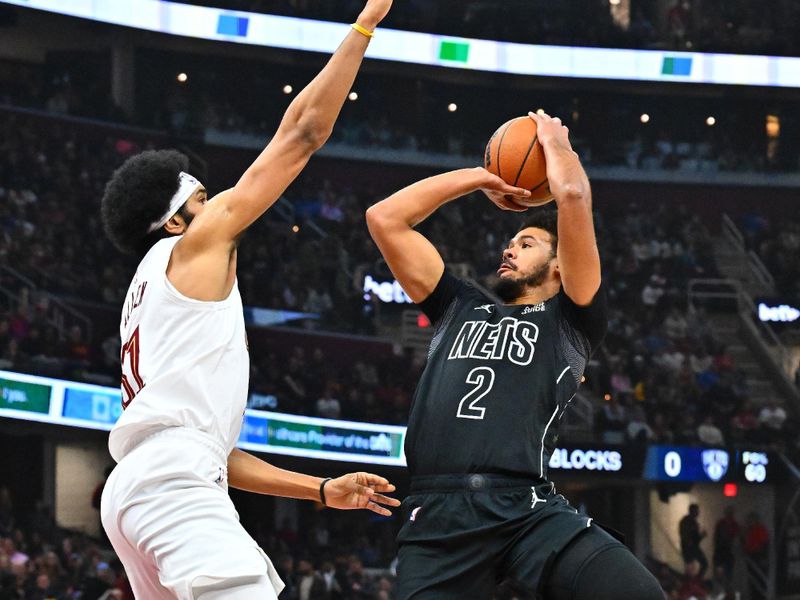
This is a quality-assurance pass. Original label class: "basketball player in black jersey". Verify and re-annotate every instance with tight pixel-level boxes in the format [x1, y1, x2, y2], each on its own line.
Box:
[366, 112, 662, 599]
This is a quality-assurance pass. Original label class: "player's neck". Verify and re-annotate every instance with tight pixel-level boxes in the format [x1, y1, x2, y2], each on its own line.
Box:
[505, 280, 561, 306]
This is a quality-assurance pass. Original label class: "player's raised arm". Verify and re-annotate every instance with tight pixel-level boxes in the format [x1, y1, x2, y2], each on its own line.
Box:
[183, 0, 392, 250]
[529, 111, 600, 306]
[366, 168, 529, 302]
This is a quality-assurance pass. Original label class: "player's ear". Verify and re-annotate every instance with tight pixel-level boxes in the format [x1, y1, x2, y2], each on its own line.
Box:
[164, 213, 187, 235]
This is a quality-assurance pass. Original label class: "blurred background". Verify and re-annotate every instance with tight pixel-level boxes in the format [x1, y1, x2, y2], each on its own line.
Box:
[0, 0, 799, 598]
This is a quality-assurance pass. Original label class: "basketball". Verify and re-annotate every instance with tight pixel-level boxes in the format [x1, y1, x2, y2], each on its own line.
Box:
[484, 116, 554, 206]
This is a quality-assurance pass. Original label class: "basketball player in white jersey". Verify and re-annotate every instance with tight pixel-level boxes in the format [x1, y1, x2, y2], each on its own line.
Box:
[98, 2, 397, 598]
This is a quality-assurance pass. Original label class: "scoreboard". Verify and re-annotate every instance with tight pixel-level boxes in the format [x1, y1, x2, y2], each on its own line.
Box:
[643, 446, 772, 484]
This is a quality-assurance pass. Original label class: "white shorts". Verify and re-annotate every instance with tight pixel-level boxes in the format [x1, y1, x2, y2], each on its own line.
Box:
[101, 428, 284, 599]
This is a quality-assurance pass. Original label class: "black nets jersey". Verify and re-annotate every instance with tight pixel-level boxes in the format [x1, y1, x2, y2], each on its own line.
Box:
[406, 270, 608, 480]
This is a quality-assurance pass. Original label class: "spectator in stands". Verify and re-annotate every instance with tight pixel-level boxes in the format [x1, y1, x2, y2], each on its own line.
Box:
[599, 395, 627, 443]
[679, 503, 708, 579]
[296, 558, 328, 599]
[708, 565, 736, 600]
[758, 399, 787, 433]
[697, 415, 725, 446]
[677, 559, 707, 600]
[627, 406, 654, 443]
[743, 512, 770, 600]
[316, 382, 343, 420]
[344, 555, 373, 599]
[713, 506, 740, 580]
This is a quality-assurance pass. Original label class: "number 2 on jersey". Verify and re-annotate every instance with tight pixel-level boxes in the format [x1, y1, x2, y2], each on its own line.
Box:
[456, 367, 495, 420]
[121, 326, 144, 408]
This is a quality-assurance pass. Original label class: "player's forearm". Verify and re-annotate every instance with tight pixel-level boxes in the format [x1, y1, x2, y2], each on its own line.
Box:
[227, 448, 322, 501]
[543, 142, 600, 304]
[539, 140, 591, 206]
[366, 167, 486, 229]
[282, 23, 374, 148]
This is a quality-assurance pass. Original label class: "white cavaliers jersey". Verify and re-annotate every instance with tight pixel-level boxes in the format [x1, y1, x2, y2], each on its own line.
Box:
[108, 236, 249, 462]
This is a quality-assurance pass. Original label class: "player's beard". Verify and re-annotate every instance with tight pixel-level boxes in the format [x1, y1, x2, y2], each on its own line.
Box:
[493, 260, 552, 302]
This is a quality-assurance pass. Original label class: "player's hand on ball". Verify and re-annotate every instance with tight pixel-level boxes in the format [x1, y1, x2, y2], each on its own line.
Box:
[357, 0, 392, 29]
[474, 167, 531, 212]
[324, 472, 400, 516]
[528, 111, 574, 152]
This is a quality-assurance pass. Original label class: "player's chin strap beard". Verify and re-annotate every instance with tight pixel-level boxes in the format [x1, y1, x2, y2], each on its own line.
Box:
[493, 260, 552, 302]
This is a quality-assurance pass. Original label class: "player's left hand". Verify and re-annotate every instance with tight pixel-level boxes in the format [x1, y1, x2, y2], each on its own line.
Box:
[323, 472, 400, 516]
[357, 0, 392, 30]
[474, 167, 530, 212]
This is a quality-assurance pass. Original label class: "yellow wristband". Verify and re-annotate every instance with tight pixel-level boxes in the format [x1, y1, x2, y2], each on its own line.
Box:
[351, 22, 374, 38]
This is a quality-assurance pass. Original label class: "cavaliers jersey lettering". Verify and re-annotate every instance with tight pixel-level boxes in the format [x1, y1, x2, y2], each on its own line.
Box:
[108, 236, 249, 462]
[405, 270, 607, 480]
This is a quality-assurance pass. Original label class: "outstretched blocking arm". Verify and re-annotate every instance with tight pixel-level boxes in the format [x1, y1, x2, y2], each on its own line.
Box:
[366, 168, 529, 302]
[183, 0, 392, 250]
[227, 448, 400, 516]
[530, 112, 600, 306]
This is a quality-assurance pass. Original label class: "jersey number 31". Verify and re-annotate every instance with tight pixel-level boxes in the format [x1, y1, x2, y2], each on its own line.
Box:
[121, 326, 144, 408]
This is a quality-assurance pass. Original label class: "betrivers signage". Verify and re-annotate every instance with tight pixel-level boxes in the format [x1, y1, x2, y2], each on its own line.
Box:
[758, 301, 800, 323]
[363, 274, 413, 304]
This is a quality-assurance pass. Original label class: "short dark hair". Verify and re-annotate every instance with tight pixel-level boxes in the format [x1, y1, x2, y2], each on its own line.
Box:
[101, 149, 189, 256]
[519, 208, 558, 256]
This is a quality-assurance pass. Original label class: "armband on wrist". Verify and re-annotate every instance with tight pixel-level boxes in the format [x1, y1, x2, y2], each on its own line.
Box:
[319, 477, 333, 506]
[351, 22, 375, 38]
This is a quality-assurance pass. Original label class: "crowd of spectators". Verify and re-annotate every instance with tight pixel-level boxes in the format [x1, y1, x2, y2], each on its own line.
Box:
[0, 482, 407, 599]
[0, 487, 131, 599]
[247, 343, 419, 426]
[0, 102, 796, 450]
[737, 212, 800, 301]
[587, 204, 795, 451]
[181, 0, 800, 57]
[158, 66, 798, 175]
[3, 54, 799, 177]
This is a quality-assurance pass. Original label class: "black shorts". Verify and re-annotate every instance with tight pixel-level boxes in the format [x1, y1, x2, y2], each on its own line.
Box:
[396, 474, 599, 600]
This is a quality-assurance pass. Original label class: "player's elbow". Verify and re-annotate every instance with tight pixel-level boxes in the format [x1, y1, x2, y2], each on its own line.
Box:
[295, 110, 334, 150]
[365, 205, 387, 236]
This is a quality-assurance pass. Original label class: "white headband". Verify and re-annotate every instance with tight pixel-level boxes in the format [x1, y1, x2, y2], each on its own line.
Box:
[147, 171, 202, 233]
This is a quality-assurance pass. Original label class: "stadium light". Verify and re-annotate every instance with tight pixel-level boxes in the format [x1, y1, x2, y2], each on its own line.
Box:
[282, 84, 293, 94]
[176, 72, 188, 83]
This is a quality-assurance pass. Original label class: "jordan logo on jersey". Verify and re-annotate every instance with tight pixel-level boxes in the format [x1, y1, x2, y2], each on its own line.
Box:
[447, 317, 539, 365]
[531, 486, 547, 509]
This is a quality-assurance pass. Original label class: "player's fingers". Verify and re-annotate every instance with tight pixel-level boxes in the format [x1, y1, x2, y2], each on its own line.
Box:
[371, 483, 396, 493]
[363, 473, 391, 487]
[500, 195, 528, 212]
[371, 493, 401, 507]
[366, 501, 392, 517]
[501, 184, 531, 197]
[351, 482, 375, 498]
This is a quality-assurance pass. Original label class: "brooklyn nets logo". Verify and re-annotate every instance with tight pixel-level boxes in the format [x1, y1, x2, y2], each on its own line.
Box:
[701, 449, 729, 482]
